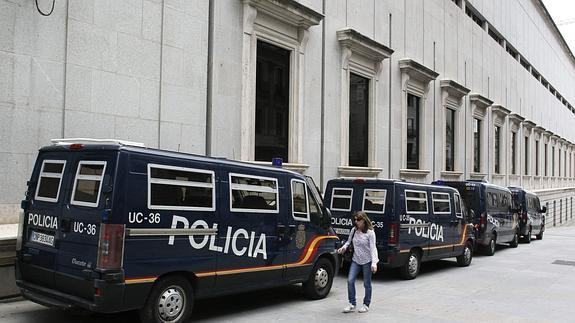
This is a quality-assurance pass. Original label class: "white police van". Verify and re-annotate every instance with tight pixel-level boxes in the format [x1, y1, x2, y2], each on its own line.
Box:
[16, 139, 339, 323]
[325, 178, 475, 280]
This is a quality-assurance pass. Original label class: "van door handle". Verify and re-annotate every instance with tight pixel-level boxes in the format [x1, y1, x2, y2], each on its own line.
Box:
[288, 225, 297, 236]
[276, 225, 286, 237]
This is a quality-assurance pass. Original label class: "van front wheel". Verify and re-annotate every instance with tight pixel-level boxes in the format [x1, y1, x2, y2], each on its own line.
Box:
[456, 241, 473, 267]
[139, 276, 194, 323]
[303, 258, 334, 300]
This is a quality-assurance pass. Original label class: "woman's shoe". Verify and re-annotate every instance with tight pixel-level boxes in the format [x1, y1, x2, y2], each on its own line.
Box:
[343, 304, 356, 313]
[358, 304, 369, 313]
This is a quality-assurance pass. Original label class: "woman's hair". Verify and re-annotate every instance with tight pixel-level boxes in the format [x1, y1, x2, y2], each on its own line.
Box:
[353, 211, 373, 233]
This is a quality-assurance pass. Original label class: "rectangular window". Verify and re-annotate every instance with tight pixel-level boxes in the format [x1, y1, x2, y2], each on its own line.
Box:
[473, 118, 481, 173]
[545, 144, 549, 176]
[535, 141, 540, 176]
[525, 136, 529, 175]
[255, 40, 290, 162]
[494, 126, 501, 174]
[362, 189, 386, 214]
[331, 188, 353, 211]
[405, 190, 428, 214]
[230, 174, 279, 213]
[432, 192, 451, 214]
[407, 94, 421, 169]
[454, 193, 463, 217]
[445, 108, 455, 171]
[553, 147, 556, 176]
[71, 161, 106, 207]
[559, 149, 562, 177]
[349, 73, 369, 167]
[565, 151, 567, 178]
[511, 132, 517, 175]
[291, 179, 309, 221]
[35, 160, 66, 202]
[148, 164, 215, 210]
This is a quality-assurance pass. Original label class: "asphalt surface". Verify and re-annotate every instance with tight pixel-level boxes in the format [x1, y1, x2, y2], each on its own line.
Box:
[1, 223, 574, 323]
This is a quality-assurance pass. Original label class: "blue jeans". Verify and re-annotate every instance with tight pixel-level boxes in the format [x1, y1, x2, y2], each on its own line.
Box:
[347, 261, 372, 307]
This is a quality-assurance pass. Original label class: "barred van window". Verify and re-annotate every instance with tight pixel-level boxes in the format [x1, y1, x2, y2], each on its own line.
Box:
[432, 192, 451, 214]
[331, 188, 353, 211]
[406, 190, 428, 213]
[362, 189, 386, 213]
[230, 174, 278, 213]
[71, 161, 106, 207]
[36, 160, 66, 202]
[148, 164, 215, 210]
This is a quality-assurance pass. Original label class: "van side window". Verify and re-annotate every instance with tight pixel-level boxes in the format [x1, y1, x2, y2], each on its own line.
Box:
[331, 188, 353, 211]
[405, 190, 428, 214]
[230, 174, 279, 213]
[35, 160, 66, 202]
[432, 192, 451, 214]
[454, 193, 463, 218]
[291, 179, 309, 221]
[71, 161, 107, 207]
[362, 189, 386, 213]
[308, 189, 322, 224]
[148, 164, 215, 210]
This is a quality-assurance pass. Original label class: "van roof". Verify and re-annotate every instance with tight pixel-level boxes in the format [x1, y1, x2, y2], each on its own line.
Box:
[508, 186, 537, 196]
[328, 178, 459, 193]
[434, 180, 511, 193]
[40, 141, 303, 177]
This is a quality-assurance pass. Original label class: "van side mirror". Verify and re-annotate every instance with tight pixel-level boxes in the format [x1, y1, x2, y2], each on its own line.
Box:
[541, 206, 547, 214]
[321, 206, 332, 228]
[467, 209, 476, 224]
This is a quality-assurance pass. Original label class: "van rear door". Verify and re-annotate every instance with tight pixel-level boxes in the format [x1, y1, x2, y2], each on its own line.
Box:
[21, 148, 117, 298]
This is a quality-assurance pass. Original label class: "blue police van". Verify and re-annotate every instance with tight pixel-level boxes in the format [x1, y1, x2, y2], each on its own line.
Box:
[432, 180, 520, 255]
[325, 178, 475, 280]
[509, 187, 546, 242]
[16, 139, 339, 323]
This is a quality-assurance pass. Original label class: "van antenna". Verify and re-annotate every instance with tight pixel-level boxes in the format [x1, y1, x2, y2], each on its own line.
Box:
[178, 144, 180, 152]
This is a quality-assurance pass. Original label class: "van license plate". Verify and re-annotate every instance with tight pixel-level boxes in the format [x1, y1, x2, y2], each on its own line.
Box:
[30, 231, 55, 247]
[334, 227, 351, 235]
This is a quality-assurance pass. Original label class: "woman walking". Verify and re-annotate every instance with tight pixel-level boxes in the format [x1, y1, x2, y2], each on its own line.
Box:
[337, 211, 379, 313]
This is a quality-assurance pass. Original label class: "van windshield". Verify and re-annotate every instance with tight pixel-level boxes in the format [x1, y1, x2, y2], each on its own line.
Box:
[305, 176, 323, 207]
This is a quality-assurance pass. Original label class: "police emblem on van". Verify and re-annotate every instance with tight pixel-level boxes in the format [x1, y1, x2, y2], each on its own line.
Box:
[296, 224, 306, 249]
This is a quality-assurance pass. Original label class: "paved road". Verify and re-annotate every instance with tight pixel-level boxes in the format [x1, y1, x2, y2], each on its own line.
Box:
[1, 224, 574, 323]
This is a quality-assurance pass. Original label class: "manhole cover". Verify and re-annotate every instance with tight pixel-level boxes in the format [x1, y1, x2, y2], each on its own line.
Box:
[552, 260, 575, 266]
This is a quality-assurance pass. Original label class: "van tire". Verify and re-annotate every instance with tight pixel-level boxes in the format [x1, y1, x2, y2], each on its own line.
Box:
[303, 258, 334, 300]
[523, 229, 532, 244]
[484, 237, 496, 256]
[456, 241, 473, 267]
[138, 276, 193, 323]
[536, 230, 544, 240]
[509, 233, 519, 248]
[399, 250, 420, 280]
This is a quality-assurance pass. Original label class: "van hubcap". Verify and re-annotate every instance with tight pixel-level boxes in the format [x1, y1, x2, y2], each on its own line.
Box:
[464, 247, 471, 263]
[314, 267, 329, 290]
[490, 240, 495, 253]
[158, 286, 185, 321]
[408, 254, 419, 276]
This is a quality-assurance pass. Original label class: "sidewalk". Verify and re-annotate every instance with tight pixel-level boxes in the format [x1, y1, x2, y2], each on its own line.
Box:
[0, 224, 18, 240]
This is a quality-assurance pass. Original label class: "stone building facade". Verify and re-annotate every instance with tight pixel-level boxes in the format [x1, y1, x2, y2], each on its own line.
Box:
[1, 0, 575, 225]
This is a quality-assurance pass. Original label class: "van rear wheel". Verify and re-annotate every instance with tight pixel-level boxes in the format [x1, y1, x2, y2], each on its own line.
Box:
[536, 230, 544, 240]
[456, 241, 473, 267]
[139, 276, 193, 323]
[484, 237, 496, 256]
[399, 250, 420, 280]
[509, 233, 519, 248]
[303, 258, 334, 300]
[523, 229, 532, 244]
